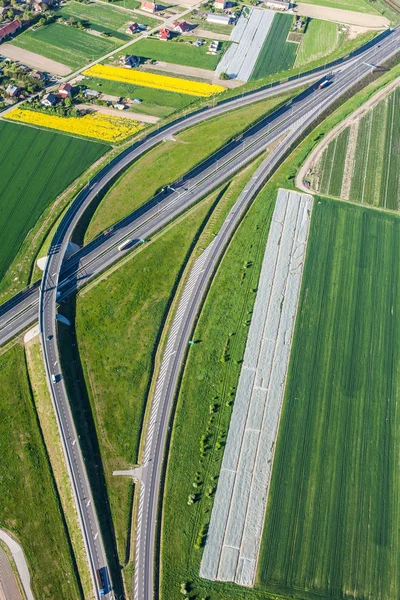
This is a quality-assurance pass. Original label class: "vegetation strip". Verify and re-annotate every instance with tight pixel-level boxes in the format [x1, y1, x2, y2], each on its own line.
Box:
[200, 189, 313, 587]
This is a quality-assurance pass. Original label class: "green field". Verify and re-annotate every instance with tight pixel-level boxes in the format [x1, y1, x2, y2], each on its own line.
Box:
[56, 1, 130, 41]
[0, 120, 107, 285]
[111, 0, 141, 9]
[300, 0, 380, 13]
[75, 198, 216, 589]
[81, 76, 195, 117]
[314, 86, 400, 209]
[251, 14, 297, 81]
[124, 37, 225, 70]
[295, 19, 338, 67]
[12, 23, 117, 71]
[86, 91, 297, 240]
[0, 345, 81, 598]
[161, 180, 278, 600]
[258, 198, 400, 600]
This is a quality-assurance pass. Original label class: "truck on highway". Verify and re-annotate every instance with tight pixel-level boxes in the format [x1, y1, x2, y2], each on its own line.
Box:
[117, 239, 132, 252]
[97, 567, 111, 596]
[318, 79, 330, 90]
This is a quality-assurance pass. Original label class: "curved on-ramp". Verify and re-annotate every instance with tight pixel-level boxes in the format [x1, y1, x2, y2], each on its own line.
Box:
[0, 530, 34, 600]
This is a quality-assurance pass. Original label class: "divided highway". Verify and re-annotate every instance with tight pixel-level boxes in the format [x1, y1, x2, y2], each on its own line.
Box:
[0, 28, 397, 600]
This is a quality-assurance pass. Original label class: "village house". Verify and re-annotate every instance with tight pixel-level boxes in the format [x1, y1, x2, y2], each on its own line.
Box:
[140, 1, 158, 13]
[121, 54, 140, 68]
[172, 21, 191, 34]
[5, 84, 19, 97]
[159, 27, 170, 40]
[126, 22, 139, 34]
[41, 92, 57, 106]
[214, 0, 227, 10]
[0, 20, 22, 42]
[58, 82, 72, 98]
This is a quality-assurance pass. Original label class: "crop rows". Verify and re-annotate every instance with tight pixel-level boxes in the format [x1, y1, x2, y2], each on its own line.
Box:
[250, 13, 297, 81]
[313, 87, 400, 210]
[258, 198, 400, 600]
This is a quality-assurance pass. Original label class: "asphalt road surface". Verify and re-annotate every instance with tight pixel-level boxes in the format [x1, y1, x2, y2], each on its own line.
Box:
[0, 27, 397, 600]
[132, 29, 400, 600]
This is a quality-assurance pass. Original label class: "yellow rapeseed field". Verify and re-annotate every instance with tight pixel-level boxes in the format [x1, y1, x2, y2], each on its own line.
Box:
[83, 64, 225, 97]
[4, 108, 144, 142]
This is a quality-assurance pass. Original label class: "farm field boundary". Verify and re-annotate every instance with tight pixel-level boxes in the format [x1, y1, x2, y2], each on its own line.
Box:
[295, 2, 389, 26]
[298, 77, 400, 208]
[200, 189, 313, 587]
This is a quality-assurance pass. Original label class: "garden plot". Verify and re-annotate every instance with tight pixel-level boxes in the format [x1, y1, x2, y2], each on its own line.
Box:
[216, 8, 274, 81]
[200, 189, 313, 587]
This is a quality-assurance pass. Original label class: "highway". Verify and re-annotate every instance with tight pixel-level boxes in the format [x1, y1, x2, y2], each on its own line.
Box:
[0, 28, 397, 600]
[132, 29, 400, 600]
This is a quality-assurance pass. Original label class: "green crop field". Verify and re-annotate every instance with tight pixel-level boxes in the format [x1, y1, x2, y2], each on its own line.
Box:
[300, 0, 380, 13]
[295, 19, 338, 67]
[12, 23, 117, 71]
[111, 0, 141, 9]
[0, 345, 81, 598]
[125, 38, 225, 70]
[56, 1, 130, 41]
[81, 76, 196, 117]
[86, 90, 297, 240]
[314, 86, 400, 209]
[258, 198, 400, 600]
[251, 14, 297, 81]
[0, 120, 107, 285]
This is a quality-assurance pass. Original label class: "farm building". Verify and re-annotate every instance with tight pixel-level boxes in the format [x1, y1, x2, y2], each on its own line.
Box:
[58, 82, 72, 98]
[84, 88, 99, 98]
[265, 0, 290, 9]
[207, 13, 231, 25]
[0, 19, 22, 42]
[214, 0, 227, 9]
[5, 84, 19, 97]
[41, 92, 57, 106]
[126, 22, 139, 34]
[159, 27, 171, 40]
[140, 1, 159, 13]
[172, 21, 191, 33]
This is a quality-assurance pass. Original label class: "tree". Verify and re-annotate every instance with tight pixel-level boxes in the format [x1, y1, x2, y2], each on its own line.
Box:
[219, 72, 229, 80]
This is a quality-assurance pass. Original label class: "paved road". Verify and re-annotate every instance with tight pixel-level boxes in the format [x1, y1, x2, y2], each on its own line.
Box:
[0, 68, 344, 349]
[133, 29, 400, 600]
[0, 29, 397, 600]
[0, 530, 34, 600]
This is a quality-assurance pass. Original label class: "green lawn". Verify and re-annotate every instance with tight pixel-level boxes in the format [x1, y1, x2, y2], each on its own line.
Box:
[251, 13, 297, 81]
[110, 0, 141, 9]
[81, 76, 196, 117]
[12, 23, 118, 71]
[295, 19, 338, 67]
[0, 120, 107, 287]
[124, 37, 225, 70]
[57, 1, 130, 40]
[0, 345, 82, 599]
[315, 86, 400, 210]
[76, 197, 216, 588]
[86, 91, 297, 241]
[300, 0, 380, 14]
[258, 198, 400, 600]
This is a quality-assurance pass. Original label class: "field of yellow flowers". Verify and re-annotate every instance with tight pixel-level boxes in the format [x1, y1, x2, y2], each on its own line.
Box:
[83, 65, 225, 97]
[4, 108, 144, 142]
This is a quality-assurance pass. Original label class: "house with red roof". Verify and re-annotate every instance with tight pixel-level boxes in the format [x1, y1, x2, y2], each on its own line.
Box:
[159, 27, 170, 40]
[140, 1, 158, 13]
[0, 20, 22, 42]
[58, 82, 72, 98]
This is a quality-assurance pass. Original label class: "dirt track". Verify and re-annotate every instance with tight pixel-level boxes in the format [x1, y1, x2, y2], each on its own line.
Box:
[0, 44, 71, 75]
[295, 3, 390, 27]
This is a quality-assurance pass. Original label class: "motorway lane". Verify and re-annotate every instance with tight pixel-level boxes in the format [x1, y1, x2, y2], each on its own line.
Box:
[133, 29, 400, 600]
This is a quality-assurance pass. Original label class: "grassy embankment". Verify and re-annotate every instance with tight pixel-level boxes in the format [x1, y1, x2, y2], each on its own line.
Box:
[85, 89, 298, 241]
[159, 63, 400, 600]
[0, 121, 108, 302]
[125, 37, 226, 70]
[316, 85, 400, 209]
[25, 339, 93, 599]
[295, 19, 339, 68]
[0, 345, 82, 599]
[258, 197, 400, 600]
